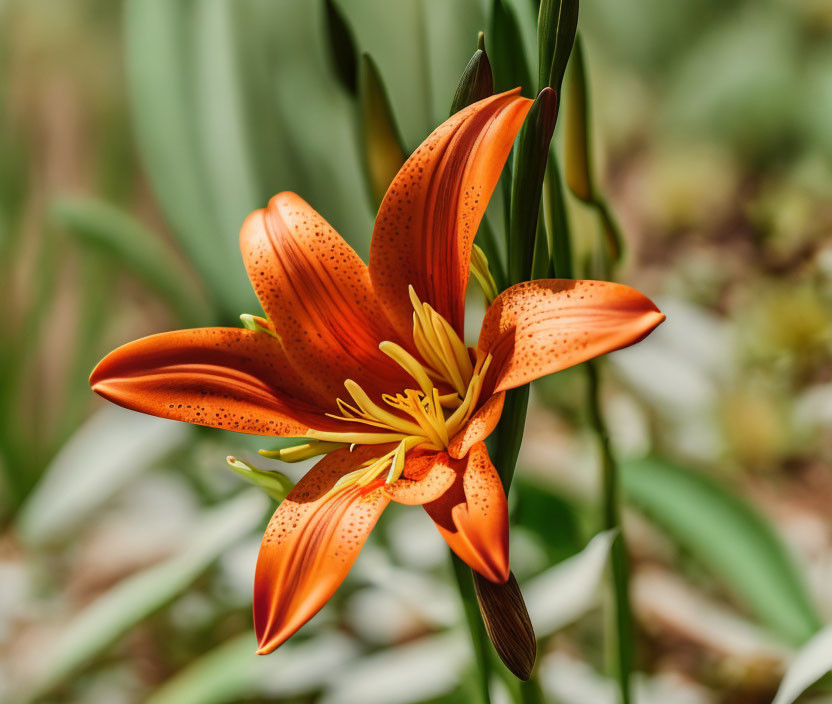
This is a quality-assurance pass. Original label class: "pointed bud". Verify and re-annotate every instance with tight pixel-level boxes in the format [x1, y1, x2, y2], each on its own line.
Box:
[537, 0, 580, 92]
[240, 314, 276, 337]
[564, 36, 624, 265]
[450, 34, 494, 115]
[564, 34, 593, 203]
[226, 457, 293, 502]
[358, 53, 406, 209]
[474, 571, 537, 680]
[323, 0, 358, 95]
[469, 244, 499, 303]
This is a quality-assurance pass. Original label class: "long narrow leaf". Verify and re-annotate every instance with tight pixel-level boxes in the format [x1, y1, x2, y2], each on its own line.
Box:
[192, 0, 262, 272]
[622, 458, 821, 645]
[145, 631, 359, 704]
[52, 196, 209, 326]
[124, 0, 248, 316]
[17, 490, 269, 703]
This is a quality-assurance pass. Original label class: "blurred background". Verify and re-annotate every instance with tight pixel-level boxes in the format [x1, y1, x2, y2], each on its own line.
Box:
[1, 0, 831, 702]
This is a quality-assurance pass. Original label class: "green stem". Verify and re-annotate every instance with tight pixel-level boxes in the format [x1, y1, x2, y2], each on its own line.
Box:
[586, 361, 633, 704]
[451, 554, 492, 704]
[490, 384, 530, 491]
[519, 678, 545, 704]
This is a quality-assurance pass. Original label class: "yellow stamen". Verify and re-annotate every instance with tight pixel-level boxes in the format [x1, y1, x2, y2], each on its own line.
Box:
[258, 440, 345, 462]
[284, 289, 494, 499]
[379, 341, 434, 396]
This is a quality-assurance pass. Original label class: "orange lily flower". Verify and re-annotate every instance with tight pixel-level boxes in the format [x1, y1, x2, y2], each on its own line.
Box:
[90, 89, 664, 654]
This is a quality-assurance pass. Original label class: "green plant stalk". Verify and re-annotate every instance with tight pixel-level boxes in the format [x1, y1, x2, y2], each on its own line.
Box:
[451, 553, 493, 704]
[587, 360, 633, 704]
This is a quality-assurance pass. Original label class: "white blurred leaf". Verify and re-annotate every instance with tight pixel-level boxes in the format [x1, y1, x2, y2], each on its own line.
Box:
[354, 546, 458, 629]
[320, 632, 467, 704]
[17, 490, 268, 703]
[17, 406, 188, 545]
[145, 630, 359, 704]
[525, 530, 616, 636]
[539, 652, 712, 704]
[772, 626, 832, 704]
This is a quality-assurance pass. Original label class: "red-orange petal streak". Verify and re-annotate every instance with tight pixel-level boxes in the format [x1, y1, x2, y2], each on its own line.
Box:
[254, 446, 391, 653]
[241, 193, 408, 406]
[423, 443, 509, 583]
[370, 90, 532, 340]
[478, 279, 665, 393]
[90, 327, 337, 436]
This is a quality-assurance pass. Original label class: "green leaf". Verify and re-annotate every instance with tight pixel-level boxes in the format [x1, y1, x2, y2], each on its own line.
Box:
[357, 53, 406, 210]
[622, 457, 822, 645]
[489, 0, 534, 96]
[507, 87, 557, 285]
[772, 626, 832, 704]
[51, 196, 209, 326]
[542, 148, 573, 279]
[191, 0, 263, 268]
[146, 632, 261, 704]
[124, 0, 250, 317]
[537, 0, 579, 93]
[145, 630, 359, 704]
[450, 34, 494, 116]
[324, 0, 359, 95]
[16, 490, 269, 703]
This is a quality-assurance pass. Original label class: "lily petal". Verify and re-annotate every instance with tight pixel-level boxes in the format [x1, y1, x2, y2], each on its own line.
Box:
[90, 328, 341, 436]
[370, 90, 532, 339]
[423, 442, 509, 583]
[241, 193, 408, 406]
[254, 445, 390, 653]
[478, 279, 665, 393]
[448, 392, 505, 460]
[383, 450, 457, 505]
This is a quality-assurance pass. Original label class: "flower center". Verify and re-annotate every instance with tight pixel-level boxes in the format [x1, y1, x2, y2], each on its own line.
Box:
[293, 287, 492, 492]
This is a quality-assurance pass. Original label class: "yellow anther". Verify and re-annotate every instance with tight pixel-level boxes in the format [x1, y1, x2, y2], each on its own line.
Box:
[343, 379, 424, 437]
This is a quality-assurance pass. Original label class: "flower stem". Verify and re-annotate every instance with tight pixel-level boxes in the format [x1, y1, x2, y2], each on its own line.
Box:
[451, 553, 492, 704]
[586, 360, 634, 704]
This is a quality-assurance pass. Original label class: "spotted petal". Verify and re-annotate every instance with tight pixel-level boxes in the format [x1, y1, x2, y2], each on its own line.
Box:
[423, 442, 509, 583]
[254, 446, 390, 653]
[448, 392, 505, 460]
[241, 193, 408, 407]
[478, 279, 665, 393]
[370, 90, 532, 340]
[383, 449, 457, 505]
[90, 328, 341, 436]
